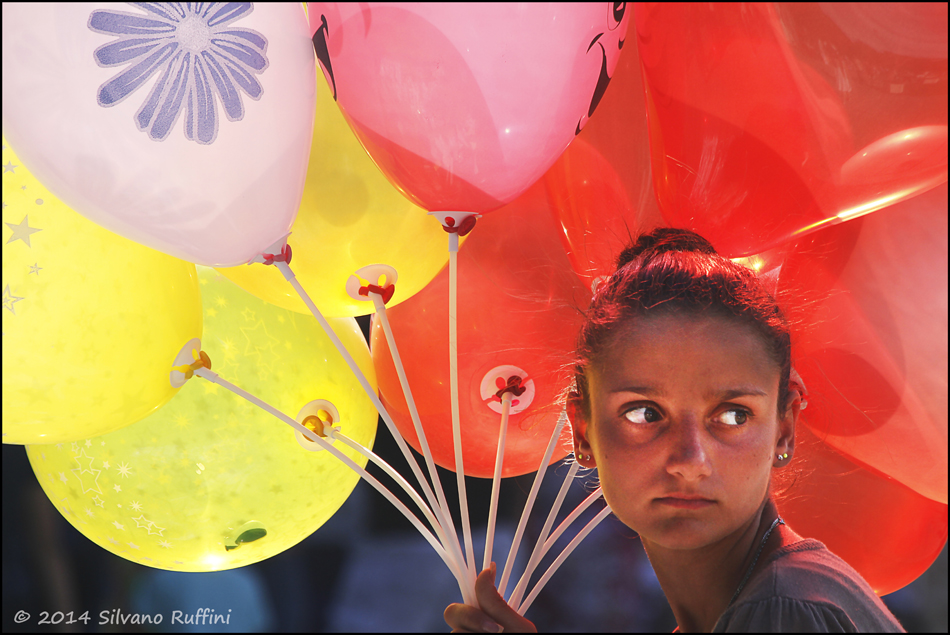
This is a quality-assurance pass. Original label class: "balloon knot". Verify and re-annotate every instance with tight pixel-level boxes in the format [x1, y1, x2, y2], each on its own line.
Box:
[261, 243, 292, 266]
[174, 350, 212, 381]
[302, 410, 334, 438]
[441, 215, 477, 237]
[359, 283, 396, 304]
[494, 375, 527, 401]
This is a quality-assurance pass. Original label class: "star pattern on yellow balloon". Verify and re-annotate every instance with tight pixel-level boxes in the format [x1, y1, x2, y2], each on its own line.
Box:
[2, 284, 25, 315]
[116, 462, 132, 478]
[74, 448, 97, 474]
[240, 318, 281, 370]
[159, 540, 173, 549]
[73, 467, 103, 494]
[29, 263, 42, 275]
[5, 214, 42, 247]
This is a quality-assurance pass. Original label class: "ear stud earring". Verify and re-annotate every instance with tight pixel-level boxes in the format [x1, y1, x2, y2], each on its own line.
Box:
[777, 452, 789, 461]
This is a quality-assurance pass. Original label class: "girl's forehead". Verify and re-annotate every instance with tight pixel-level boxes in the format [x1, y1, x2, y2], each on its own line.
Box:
[591, 313, 779, 387]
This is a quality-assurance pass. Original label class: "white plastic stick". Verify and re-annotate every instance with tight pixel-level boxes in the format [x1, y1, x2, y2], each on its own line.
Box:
[511, 486, 605, 613]
[497, 411, 569, 598]
[448, 243, 477, 592]
[334, 431, 467, 588]
[537, 486, 605, 560]
[517, 505, 613, 616]
[484, 392, 513, 572]
[508, 460, 580, 608]
[193, 367, 475, 605]
[275, 261, 477, 599]
[372, 295, 466, 576]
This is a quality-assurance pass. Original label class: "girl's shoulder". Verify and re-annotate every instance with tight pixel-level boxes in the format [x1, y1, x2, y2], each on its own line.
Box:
[713, 539, 906, 633]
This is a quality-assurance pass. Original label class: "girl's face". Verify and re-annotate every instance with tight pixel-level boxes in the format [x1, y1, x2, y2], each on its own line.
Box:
[571, 312, 795, 550]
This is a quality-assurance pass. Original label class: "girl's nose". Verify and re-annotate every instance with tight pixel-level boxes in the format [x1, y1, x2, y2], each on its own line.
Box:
[665, 416, 712, 481]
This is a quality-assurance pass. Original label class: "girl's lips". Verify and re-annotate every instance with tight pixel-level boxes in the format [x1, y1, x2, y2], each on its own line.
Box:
[654, 497, 716, 509]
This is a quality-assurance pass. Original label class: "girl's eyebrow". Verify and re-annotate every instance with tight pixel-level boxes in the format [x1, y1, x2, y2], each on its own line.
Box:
[609, 385, 662, 396]
[711, 387, 769, 400]
[609, 386, 768, 399]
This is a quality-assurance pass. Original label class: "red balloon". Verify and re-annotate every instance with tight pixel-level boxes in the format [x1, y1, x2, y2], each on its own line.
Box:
[544, 137, 635, 290]
[779, 183, 948, 504]
[777, 424, 948, 596]
[370, 182, 588, 477]
[633, 2, 947, 257]
[545, 37, 666, 288]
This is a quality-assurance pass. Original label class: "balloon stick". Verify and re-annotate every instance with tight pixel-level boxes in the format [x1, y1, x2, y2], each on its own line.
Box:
[333, 431, 468, 589]
[497, 410, 569, 598]
[273, 260, 473, 596]
[508, 460, 581, 608]
[448, 236, 478, 593]
[511, 486, 606, 613]
[517, 505, 613, 616]
[191, 366, 474, 603]
[370, 293, 469, 593]
[484, 391, 514, 572]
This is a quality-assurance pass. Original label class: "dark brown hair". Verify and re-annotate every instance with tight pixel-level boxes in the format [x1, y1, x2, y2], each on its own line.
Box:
[573, 227, 792, 420]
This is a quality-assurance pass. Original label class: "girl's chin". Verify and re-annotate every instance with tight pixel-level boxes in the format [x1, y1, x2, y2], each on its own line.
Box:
[631, 516, 732, 551]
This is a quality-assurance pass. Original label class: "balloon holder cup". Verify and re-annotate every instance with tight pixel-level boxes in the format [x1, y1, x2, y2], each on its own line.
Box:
[480, 365, 536, 415]
[169, 338, 203, 388]
[246, 233, 292, 265]
[295, 399, 341, 451]
[346, 264, 399, 306]
[428, 212, 481, 252]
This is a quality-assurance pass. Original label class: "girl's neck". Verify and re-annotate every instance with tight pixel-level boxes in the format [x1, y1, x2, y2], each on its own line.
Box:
[642, 498, 795, 633]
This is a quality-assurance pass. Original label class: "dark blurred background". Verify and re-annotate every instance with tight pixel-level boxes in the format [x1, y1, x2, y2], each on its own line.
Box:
[3, 315, 947, 633]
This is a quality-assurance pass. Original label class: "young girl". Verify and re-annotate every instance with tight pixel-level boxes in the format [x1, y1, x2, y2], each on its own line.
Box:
[445, 228, 905, 633]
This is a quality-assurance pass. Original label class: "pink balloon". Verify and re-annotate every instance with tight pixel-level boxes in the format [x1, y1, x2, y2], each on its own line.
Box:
[2, 3, 315, 266]
[308, 2, 629, 214]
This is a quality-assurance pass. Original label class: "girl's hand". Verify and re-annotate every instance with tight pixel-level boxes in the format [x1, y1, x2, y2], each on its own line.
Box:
[444, 564, 538, 633]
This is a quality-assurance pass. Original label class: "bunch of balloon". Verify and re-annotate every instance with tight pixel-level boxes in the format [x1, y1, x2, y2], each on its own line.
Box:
[775, 182, 948, 593]
[2, 137, 202, 445]
[27, 267, 378, 571]
[216, 67, 453, 317]
[305, 4, 632, 606]
[546, 30, 665, 289]
[633, 2, 947, 257]
[371, 180, 590, 479]
[2, 3, 316, 266]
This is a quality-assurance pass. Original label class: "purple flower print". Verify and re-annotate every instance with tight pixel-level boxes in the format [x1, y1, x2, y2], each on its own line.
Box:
[89, 3, 269, 144]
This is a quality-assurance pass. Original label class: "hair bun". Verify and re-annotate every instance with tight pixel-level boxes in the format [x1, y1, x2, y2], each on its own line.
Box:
[615, 228, 718, 269]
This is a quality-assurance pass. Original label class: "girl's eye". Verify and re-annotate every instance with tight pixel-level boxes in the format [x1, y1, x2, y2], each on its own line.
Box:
[624, 406, 660, 425]
[718, 409, 750, 426]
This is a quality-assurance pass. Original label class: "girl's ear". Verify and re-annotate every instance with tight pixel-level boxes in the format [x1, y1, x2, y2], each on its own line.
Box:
[567, 391, 592, 455]
[777, 368, 807, 461]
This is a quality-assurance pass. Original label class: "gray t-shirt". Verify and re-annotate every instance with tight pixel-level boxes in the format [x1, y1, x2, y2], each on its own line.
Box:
[712, 539, 905, 632]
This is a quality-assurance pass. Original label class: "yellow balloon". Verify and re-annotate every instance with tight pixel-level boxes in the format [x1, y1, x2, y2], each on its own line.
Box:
[217, 68, 458, 317]
[26, 267, 377, 571]
[2, 137, 202, 445]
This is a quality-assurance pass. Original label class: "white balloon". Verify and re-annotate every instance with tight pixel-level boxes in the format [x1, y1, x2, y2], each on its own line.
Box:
[2, 3, 315, 266]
